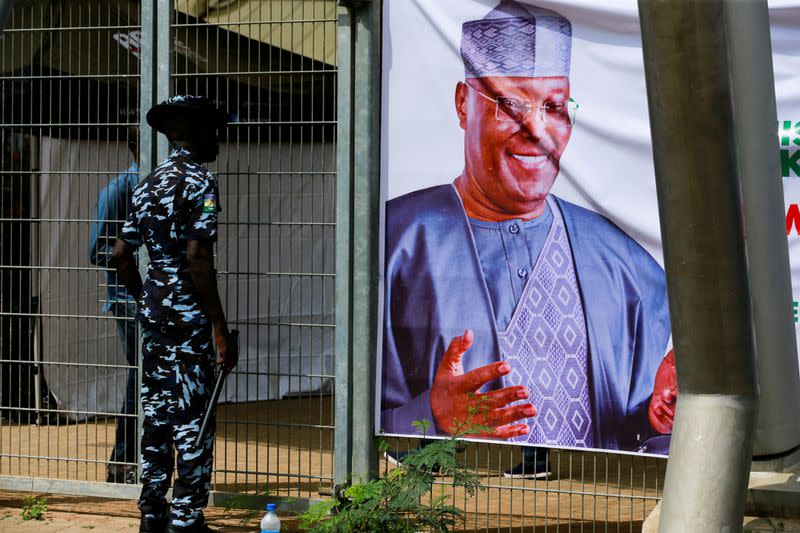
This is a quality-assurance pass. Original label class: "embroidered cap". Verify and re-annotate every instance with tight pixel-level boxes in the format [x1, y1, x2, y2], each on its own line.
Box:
[461, 0, 572, 79]
[146, 95, 229, 135]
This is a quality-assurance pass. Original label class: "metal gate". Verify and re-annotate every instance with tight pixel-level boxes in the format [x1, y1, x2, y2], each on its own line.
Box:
[0, 0, 337, 503]
[0, 0, 145, 493]
[0, 0, 663, 530]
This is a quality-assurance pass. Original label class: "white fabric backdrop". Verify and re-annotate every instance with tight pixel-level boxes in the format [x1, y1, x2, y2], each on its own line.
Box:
[39, 137, 335, 420]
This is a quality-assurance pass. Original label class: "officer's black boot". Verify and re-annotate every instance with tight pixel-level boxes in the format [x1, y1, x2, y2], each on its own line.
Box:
[139, 512, 168, 533]
[164, 518, 217, 533]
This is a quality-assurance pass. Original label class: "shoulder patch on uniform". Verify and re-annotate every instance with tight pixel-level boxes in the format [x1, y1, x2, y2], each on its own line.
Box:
[202, 193, 217, 213]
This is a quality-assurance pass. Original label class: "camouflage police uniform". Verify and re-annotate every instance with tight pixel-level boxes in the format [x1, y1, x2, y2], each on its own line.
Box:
[120, 146, 221, 528]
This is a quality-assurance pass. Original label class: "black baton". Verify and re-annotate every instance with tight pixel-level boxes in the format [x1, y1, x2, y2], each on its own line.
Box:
[196, 329, 238, 449]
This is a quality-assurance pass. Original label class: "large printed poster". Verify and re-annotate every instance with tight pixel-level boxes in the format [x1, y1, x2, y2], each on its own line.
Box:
[377, 0, 800, 456]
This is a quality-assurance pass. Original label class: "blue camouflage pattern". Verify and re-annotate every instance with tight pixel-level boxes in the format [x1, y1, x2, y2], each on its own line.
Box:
[120, 147, 221, 329]
[120, 147, 221, 527]
[138, 324, 216, 527]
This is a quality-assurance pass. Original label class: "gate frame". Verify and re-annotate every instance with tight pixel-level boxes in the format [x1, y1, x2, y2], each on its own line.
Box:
[334, 0, 381, 486]
[0, 0, 332, 510]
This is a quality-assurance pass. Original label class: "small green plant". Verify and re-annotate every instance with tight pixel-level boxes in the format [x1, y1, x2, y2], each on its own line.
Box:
[299, 396, 492, 532]
[222, 484, 272, 526]
[20, 495, 47, 521]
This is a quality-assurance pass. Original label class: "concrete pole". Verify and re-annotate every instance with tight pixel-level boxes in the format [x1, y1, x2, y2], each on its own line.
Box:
[638, 1, 759, 531]
[725, 0, 800, 459]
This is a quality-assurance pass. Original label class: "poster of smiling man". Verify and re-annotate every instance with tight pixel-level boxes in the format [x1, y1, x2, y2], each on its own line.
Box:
[377, 0, 677, 456]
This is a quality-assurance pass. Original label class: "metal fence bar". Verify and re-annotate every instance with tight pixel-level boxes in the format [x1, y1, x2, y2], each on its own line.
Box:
[155, 0, 171, 162]
[349, 0, 381, 481]
[333, 1, 354, 488]
[139, 0, 156, 488]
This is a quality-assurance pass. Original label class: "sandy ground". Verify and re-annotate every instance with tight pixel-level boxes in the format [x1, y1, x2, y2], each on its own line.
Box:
[0, 487, 646, 533]
[0, 489, 298, 532]
[0, 398, 666, 530]
[0, 398, 336, 498]
[1, 489, 797, 533]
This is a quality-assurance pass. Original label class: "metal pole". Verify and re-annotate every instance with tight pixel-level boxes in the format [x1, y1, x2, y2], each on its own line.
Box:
[155, 0, 172, 163]
[638, 1, 759, 531]
[135, 0, 171, 482]
[350, 0, 381, 480]
[334, 2, 355, 487]
[335, 0, 381, 482]
[725, 0, 800, 459]
[352, 0, 381, 479]
[138, 0, 161, 478]
[140, 2, 155, 177]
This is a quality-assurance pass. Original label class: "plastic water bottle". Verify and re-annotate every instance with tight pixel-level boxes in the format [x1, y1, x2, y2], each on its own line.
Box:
[260, 503, 280, 533]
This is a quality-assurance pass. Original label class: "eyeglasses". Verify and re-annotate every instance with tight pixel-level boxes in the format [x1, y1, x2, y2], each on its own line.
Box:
[466, 83, 579, 128]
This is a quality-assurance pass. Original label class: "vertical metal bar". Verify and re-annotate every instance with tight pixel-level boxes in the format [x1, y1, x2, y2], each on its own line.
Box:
[277, 0, 285, 494]
[256, 1, 264, 493]
[30, 142, 41, 427]
[140, 3, 155, 178]
[725, 0, 800, 459]
[0, 12, 5, 477]
[75, 5, 85, 479]
[155, 0, 172, 163]
[287, 34, 293, 492]
[138, 0, 156, 481]
[266, 0, 274, 494]
[64, 1, 72, 477]
[638, 0, 759, 530]
[333, 2, 354, 487]
[349, 0, 381, 481]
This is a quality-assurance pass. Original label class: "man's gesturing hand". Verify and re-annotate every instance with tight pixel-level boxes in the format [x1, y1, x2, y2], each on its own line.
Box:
[430, 329, 536, 439]
[648, 350, 677, 434]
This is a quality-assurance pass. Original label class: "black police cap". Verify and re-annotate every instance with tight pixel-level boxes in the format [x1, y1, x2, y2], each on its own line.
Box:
[146, 95, 228, 134]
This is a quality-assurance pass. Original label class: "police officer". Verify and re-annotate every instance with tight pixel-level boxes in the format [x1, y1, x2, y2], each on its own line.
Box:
[112, 95, 237, 533]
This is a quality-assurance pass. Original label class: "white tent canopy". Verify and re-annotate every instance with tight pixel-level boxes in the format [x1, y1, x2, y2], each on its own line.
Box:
[38, 136, 335, 420]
